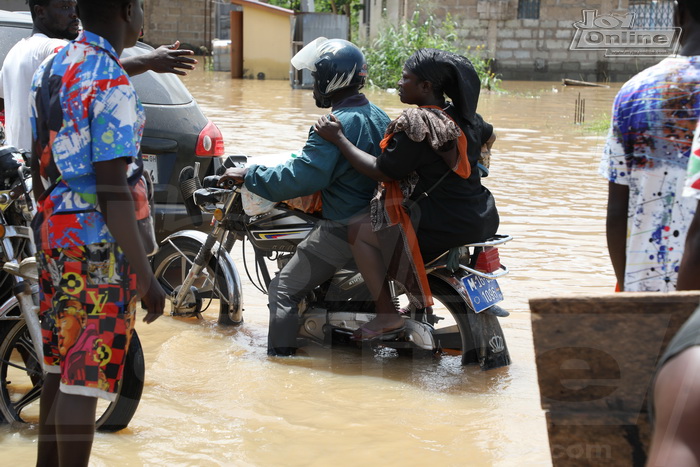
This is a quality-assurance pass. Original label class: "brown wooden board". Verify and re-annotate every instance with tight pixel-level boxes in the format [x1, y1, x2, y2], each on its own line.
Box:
[530, 292, 700, 466]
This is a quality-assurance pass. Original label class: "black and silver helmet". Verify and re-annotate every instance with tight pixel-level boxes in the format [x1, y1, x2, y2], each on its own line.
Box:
[292, 37, 367, 103]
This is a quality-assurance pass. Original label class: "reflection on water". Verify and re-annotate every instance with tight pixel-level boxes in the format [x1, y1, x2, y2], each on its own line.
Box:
[1, 70, 621, 466]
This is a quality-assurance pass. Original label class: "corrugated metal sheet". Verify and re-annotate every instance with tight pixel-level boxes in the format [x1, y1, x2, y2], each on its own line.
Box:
[629, 0, 674, 28]
[291, 13, 349, 88]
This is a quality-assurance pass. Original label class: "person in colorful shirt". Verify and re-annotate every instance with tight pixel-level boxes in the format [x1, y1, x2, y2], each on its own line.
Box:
[0, 0, 197, 152]
[29, 0, 165, 465]
[600, 0, 700, 292]
[218, 39, 390, 356]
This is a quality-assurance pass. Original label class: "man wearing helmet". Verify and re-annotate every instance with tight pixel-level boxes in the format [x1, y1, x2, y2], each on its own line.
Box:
[219, 38, 390, 356]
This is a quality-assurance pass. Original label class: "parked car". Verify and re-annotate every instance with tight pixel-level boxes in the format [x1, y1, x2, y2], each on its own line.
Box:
[0, 9, 225, 240]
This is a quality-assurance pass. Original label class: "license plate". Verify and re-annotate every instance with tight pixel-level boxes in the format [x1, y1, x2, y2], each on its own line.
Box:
[462, 273, 503, 313]
[142, 153, 158, 183]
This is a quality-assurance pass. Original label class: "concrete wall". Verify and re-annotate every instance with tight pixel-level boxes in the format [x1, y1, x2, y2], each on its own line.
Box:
[4, 0, 214, 53]
[143, 0, 214, 51]
[360, 0, 666, 82]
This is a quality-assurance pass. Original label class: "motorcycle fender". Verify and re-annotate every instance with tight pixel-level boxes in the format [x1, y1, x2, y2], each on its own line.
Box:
[429, 268, 491, 314]
[161, 230, 243, 323]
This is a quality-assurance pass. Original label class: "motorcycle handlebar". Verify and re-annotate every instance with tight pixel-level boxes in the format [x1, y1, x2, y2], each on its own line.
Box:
[202, 175, 221, 188]
[203, 175, 240, 189]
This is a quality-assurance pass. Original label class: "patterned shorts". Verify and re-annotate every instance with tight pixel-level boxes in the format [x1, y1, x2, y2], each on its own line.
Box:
[37, 243, 138, 401]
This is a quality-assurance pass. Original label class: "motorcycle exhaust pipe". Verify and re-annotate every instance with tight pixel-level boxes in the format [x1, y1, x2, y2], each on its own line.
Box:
[179, 164, 203, 227]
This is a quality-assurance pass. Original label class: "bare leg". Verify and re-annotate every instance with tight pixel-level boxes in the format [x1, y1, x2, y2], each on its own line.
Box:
[55, 392, 98, 467]
[37, 373, 60, 467]
[348, 214, 404, 336]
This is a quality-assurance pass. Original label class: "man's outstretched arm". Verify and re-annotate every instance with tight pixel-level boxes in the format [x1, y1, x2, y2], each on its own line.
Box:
[121, 41, 197, 77]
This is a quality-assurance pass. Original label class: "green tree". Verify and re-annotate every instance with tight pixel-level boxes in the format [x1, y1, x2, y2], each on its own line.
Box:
[360, 12, 501, 91]
[266, 0, 360, 17]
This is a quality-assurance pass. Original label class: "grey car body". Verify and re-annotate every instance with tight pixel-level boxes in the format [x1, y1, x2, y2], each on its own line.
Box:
[0, 9, 224, 240]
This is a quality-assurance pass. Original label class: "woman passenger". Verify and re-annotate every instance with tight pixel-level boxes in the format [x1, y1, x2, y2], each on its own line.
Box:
[314, 48, 499, 340]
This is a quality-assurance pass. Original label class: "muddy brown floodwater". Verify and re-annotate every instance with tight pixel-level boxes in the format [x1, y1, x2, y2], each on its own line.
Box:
[1, 68, 622, 466]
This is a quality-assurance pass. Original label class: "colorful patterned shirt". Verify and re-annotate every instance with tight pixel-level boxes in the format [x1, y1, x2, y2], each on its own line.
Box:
[600, 56, 700, 292]
[30, 31, 145, 249]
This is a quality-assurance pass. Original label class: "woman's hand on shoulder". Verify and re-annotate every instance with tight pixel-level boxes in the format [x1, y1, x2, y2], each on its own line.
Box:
[314, 114, 345, 145]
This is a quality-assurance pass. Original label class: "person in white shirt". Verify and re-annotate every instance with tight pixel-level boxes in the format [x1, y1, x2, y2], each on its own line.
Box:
[0, 0, 198, 151]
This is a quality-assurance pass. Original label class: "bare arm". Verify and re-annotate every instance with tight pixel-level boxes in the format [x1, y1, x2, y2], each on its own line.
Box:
[94, 158, 165, 323]
[677, 202, 700, 290]
[121, 41, 197, 77]
[314, 114, 391, 182]
[648, 347, 700, 466]
[606, 181, 629, 290]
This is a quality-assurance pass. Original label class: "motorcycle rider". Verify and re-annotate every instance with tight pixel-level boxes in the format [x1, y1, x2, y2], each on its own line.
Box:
[218, 39, 390, 356]
[314, 49, 499, 340]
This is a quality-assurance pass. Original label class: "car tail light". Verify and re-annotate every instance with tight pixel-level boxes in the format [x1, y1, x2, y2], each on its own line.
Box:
[195, 120, 225, 156]
[475, 247, 501, 273]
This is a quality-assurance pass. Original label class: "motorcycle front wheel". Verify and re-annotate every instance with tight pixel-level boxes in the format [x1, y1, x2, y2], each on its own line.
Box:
[153, 236, 239, 325]
[0, 317, 145, 432]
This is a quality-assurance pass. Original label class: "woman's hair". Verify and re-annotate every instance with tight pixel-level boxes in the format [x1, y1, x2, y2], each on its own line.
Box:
[404, 49, 481, 126]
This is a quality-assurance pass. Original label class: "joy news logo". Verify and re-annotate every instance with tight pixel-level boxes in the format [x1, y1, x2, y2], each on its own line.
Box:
[570, 9, 681, 57]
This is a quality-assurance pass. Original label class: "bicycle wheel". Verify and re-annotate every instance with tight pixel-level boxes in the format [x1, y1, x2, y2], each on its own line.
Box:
[0, 315, 145, 432]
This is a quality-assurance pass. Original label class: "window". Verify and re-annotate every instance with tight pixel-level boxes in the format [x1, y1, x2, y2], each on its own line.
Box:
[517, 0, 540, 20]
[628, 0, 674, 28]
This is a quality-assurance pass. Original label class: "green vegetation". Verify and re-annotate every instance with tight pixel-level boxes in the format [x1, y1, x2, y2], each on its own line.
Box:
[359, 13, 500, 91]
[268, 0, 358, 13]
[268, 2, 500, 91]
[582, 112, 611, 134]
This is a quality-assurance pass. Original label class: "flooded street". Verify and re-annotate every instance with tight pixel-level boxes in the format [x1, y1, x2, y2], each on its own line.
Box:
[1, 69, 621, 466]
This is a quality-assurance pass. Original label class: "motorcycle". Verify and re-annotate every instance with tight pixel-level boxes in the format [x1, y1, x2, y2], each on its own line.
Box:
[0, 143, 145, 431]
[152, 157, 512, 370]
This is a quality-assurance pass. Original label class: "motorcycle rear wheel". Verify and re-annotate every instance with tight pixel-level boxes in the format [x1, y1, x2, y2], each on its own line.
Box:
[426, 279, 510, 369]
[0, 317, 145, 431]
[153, 236, 238, 326]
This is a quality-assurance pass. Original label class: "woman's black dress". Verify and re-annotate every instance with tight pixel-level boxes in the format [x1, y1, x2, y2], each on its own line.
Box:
[376, 105, 499, 260]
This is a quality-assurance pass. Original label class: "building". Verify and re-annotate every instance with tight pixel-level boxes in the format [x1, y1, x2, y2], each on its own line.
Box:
[359, 0, 676, 82]
[230, 0, 295, 80]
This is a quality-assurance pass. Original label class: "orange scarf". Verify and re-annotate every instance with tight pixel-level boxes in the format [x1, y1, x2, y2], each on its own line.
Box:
[378, 106, 469, 307]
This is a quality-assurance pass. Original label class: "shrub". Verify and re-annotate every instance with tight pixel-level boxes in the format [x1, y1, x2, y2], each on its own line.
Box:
[360, 12, 501, 91]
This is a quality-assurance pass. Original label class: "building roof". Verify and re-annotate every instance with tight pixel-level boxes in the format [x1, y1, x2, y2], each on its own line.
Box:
[230, 0, 295, 17]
